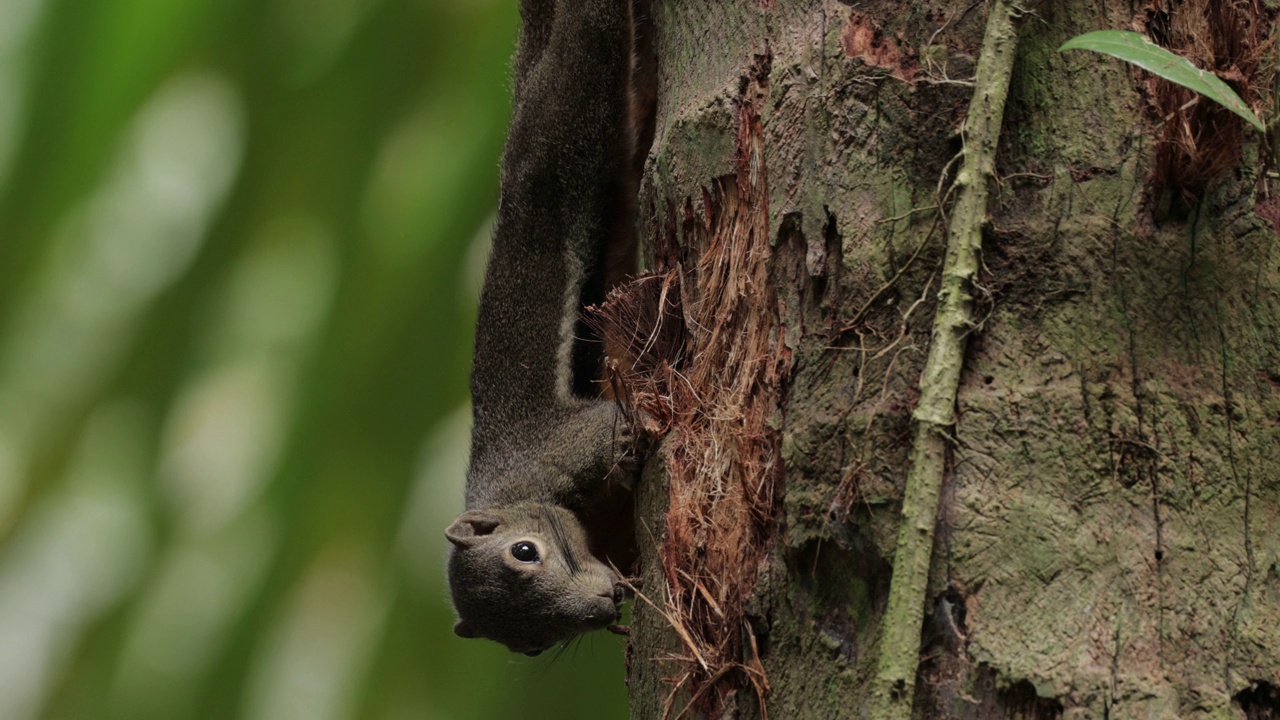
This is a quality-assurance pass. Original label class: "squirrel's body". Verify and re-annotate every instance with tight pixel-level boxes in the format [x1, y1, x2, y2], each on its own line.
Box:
[445, 0, 653, 656]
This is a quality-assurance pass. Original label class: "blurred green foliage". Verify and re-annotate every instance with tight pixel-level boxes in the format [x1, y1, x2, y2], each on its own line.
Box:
[0, 0, 629, 718]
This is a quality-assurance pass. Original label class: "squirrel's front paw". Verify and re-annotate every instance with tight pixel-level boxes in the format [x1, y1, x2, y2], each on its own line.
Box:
[607, 410, 652, 490]
[606, 447, 642, 490]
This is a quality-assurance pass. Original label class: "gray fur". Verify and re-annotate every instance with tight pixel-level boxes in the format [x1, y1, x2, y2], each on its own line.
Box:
[445, 0, 643, 655]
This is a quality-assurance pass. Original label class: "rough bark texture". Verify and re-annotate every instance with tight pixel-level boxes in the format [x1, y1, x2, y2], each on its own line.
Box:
[624, 0, 1280, 718]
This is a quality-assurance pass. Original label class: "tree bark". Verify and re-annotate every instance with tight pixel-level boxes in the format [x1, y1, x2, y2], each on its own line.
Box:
[621, 1, 1280, 718]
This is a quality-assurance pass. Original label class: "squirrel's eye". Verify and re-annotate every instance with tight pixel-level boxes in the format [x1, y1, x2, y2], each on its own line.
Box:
[511, 541, 540, 563]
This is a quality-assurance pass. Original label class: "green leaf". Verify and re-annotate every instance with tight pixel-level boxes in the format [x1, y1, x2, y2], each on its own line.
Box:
[1059, 30, 1265, 134]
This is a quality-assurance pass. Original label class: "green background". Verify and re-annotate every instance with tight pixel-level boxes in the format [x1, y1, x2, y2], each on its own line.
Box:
[0, 0, 628, 717]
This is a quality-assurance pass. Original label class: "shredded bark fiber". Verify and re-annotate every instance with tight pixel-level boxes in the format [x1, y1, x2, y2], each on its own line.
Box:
[591, 50, 787, 718]
[1141, 0, 1274, 201]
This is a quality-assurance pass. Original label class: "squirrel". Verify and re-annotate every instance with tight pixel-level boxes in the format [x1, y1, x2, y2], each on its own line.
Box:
[444, 0, 655, 656]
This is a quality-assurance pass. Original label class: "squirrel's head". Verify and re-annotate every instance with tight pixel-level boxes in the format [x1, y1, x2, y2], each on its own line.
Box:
[445, 504, 627, 656]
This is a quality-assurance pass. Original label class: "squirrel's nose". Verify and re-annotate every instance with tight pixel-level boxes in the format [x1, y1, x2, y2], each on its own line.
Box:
[591, 596, 621, 624]
[611, 582, 628, 605]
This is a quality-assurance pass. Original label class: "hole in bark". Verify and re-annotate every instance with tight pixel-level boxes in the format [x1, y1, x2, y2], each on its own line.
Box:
[940, 587, 966, 630]
[922, 586, 968, 655]
[999, 679, 1065, 719]
[918, 663, 1064, 720]
[820, 207, 842, 281]
[945, 132, 964, 174]
[983, 375, 994, 385]
[1237, 682, 1280, 720]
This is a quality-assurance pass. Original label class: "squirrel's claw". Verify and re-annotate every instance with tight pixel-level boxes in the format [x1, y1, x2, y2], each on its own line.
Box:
[607, 407, 654, 489]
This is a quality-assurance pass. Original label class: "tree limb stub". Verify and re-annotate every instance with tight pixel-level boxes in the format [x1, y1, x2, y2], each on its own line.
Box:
[870, 2, 1026, 718]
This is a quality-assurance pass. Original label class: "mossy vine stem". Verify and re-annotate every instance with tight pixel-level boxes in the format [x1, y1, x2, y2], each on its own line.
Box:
[869, 1, 1025, 718]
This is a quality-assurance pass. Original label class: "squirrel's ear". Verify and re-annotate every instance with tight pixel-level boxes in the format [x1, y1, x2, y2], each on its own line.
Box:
[445, 510, 501, 547]
[453, 619, 477, 638]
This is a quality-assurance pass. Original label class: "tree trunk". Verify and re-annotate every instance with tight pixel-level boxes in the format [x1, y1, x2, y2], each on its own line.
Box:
[618, 0, 1280, 718]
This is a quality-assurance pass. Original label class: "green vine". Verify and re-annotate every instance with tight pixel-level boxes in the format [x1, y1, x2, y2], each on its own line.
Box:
[869, 1, 1026, 717]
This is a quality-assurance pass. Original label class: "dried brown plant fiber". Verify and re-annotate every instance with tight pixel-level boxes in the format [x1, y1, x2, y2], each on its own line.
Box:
[591, 50, 787, 719]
